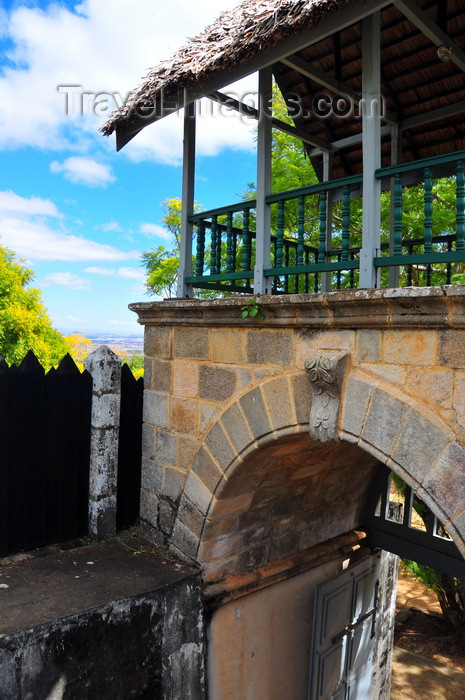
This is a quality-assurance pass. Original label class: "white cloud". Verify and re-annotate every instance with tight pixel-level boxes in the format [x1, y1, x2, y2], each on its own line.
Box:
[0, 189, 139, 263]
[0, 0, 254, 161]
[139, 222, 172, 241]
[50, 157, 116, 187]
[0, 190, 62, 218]
[44, 272, 91, 290]
[84, 265, 145, 280]
[116, 267, 145, 280]
[1, 216, 139, 262]
[84, 266, 115, 276]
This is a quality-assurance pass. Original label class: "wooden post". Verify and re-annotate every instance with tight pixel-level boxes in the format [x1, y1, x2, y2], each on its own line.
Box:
[254, 67, 273, 295]
[320, 151, 333, 293]
[360, 11, 382, 289]
[177, 101, 196, 297]
[388, 124, 401, 288]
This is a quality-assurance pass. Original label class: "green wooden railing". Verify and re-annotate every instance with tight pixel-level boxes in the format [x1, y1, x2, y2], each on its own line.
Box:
[186, 149, 465, 294]
[374, 149, 465, 286]
[187, 174, 363, 294]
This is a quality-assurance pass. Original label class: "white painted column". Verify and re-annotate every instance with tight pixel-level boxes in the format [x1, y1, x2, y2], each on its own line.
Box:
[360, 11, 382, 288]
[177, 102, 196, 298]
[254, 68, 273, 295]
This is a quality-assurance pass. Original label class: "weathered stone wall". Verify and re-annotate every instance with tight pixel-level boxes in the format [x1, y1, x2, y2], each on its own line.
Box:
[0, 572, 205, 700]
[131, 287, 465, 700]
[132, 288, 465, 576]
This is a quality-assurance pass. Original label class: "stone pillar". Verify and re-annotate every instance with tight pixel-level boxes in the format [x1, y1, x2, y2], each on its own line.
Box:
[84, 346, 122, 538]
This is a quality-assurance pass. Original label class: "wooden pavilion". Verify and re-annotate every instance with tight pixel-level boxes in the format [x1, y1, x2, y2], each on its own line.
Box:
[102, 0, 465, 299]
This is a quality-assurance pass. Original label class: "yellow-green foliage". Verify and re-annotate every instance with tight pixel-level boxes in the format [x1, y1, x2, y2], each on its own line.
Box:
[64, 333, 93, 362]
[123, 353, 144, 379]
[0, 245, 69, 367]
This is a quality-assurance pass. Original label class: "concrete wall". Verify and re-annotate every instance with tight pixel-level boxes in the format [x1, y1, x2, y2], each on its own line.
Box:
[207, 548, 397, 700]
[207, 559, 343, 700]
[0, 573, 205, 700]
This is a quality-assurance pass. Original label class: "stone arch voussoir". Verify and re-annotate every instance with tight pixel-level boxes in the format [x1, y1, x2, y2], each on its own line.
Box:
[340, 370, 465, 557]
[169, 371, 312, 564]
[170, 366, 465, 566]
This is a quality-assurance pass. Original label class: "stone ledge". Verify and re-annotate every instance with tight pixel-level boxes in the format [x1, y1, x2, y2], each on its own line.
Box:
[130, 286, 465, 329]
[0, 533, 197, 637]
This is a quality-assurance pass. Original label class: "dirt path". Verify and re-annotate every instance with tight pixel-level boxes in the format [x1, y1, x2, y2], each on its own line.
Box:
[391, 571, 465, 699]
[395, 570, 441, 614]
[391, 647, 465, 700]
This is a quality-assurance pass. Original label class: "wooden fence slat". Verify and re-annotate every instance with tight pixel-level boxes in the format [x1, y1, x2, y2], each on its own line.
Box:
[18, 351, 47, 551]
[45, 365, 61, 544]
[0, 358, 9, 556]
[55, 356, 81, 539]
[45, 354, 92, 543]
[5, 363, 23, 556]
[117, 364, 143, 530]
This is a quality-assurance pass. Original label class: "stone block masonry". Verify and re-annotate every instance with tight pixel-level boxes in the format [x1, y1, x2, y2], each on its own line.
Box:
[131, 287, 465, 574]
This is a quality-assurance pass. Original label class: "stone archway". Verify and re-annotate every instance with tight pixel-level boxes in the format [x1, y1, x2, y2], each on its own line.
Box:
[170, 366, 465, 572]
[197, 429, 379, 589]
[161, 359, 465, 700]
[176, 370, 392, 700]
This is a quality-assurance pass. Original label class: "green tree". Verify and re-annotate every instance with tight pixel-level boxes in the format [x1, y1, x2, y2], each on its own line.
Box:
[123, 353, 144, 379]
[143, 197, 226, 298]
[142, 198, 185, 297]
[142, 245, 180, 297]
[64, 333, 93, 362]
[0, 245, 69, 367]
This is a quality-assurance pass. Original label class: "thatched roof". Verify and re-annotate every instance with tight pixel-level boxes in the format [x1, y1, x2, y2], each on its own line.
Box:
[100, 0, 354, 137]
[102, 0, 465, 180]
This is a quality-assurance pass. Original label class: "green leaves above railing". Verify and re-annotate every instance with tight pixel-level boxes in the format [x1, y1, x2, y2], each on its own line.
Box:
[375, 150, 465, 286]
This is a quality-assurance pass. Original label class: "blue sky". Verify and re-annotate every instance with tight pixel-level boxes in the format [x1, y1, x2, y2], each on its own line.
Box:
[0, 0, 257, 336]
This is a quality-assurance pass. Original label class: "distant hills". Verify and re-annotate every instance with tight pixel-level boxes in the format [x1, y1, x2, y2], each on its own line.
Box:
[60, 331, 144, 357]
[86, 333, 144, 357]
[86, 333, 143, 347]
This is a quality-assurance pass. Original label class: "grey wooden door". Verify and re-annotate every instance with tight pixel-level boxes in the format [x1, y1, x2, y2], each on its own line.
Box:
[308, 553, 381, 700]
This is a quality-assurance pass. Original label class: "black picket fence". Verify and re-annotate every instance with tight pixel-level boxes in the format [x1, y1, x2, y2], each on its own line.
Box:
[0, 351, 143, 558]
[117, 362, 144, 531]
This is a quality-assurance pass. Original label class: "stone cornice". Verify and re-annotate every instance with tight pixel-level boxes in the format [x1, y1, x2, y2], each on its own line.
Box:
[129, 285, 465, 329]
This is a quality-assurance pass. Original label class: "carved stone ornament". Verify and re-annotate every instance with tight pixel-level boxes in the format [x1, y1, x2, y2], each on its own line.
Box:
[304, 351, 350, 443]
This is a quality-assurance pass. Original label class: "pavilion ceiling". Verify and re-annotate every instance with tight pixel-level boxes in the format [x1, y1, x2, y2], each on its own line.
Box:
[274, 0, 465, 178]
